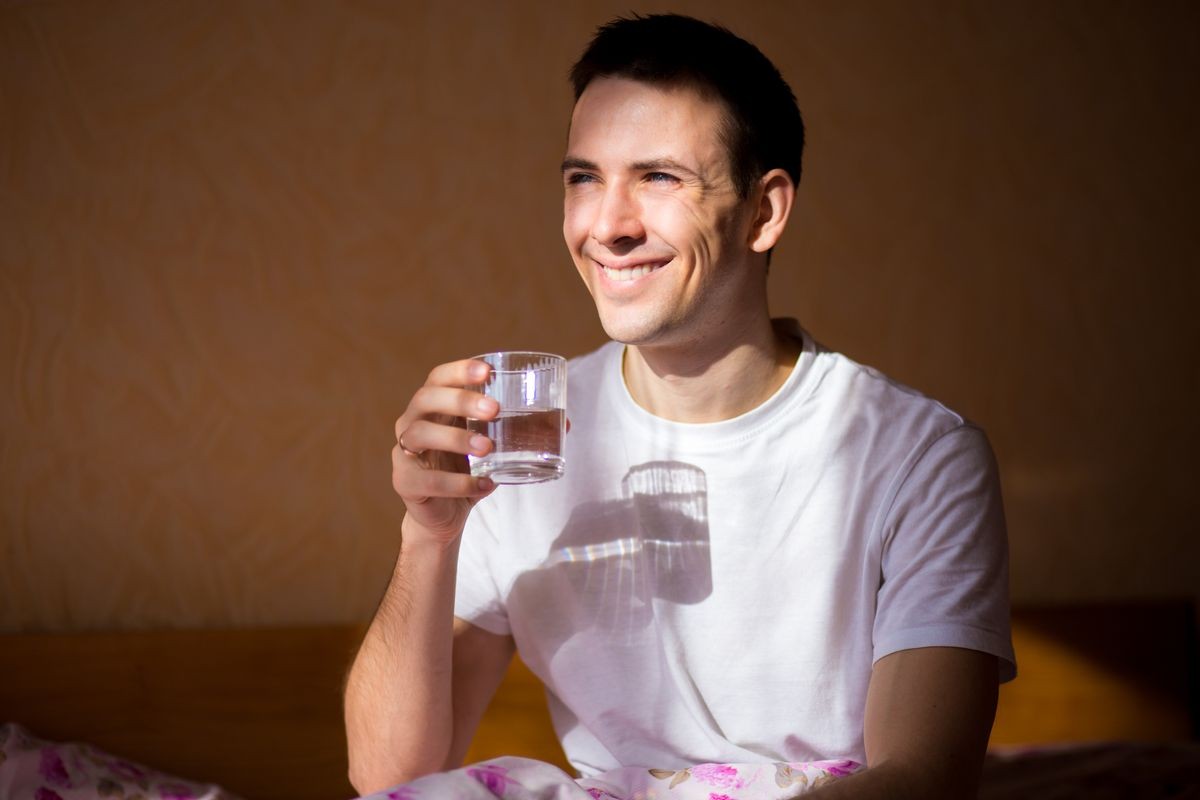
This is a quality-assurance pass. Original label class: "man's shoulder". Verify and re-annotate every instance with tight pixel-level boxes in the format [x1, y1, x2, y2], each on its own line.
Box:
[805, 335, 973, 443]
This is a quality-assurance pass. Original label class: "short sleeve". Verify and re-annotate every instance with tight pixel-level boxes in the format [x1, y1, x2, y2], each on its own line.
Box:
[453, 498, 512, 635]
[873, 424, 1016, 681]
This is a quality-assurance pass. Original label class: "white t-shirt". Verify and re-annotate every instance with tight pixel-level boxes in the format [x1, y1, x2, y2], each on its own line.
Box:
[455, 322, 1015, 776]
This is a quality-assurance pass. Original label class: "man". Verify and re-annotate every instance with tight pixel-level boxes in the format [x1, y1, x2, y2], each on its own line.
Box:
[345, 14, 1014, 799]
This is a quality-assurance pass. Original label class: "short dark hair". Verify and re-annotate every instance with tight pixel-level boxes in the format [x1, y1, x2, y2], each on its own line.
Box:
[569, 14, 805, 198]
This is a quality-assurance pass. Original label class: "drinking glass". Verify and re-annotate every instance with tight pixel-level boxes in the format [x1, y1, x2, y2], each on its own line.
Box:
[466, 351, 566, 484]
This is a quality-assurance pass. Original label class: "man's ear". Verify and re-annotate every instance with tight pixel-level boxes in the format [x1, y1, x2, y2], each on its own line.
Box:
[748, 169, 796, 254]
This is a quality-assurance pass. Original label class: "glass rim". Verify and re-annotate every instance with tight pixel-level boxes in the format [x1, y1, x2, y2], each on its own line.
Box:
[470, 350, 566, 367]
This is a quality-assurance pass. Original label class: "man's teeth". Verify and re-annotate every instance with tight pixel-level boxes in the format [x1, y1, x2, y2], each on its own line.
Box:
[603, 263, 662, 282]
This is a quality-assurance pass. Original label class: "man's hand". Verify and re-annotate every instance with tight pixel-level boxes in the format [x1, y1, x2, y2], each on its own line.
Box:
[806, 646, 999, 799]
[392, 358, 499, 541]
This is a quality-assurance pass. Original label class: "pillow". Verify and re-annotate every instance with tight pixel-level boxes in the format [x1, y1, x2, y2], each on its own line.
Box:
[0, 723, 243, 800]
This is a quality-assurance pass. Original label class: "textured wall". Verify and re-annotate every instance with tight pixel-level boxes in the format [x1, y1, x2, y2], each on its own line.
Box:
[2, 0, 1197, 631]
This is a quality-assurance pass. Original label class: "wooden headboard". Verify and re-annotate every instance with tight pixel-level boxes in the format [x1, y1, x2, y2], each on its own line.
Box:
[0, 626, 365, 800]
[1, 602, 1194, 800]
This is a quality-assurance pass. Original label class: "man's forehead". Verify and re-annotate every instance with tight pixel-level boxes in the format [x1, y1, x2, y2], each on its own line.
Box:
[565, 77, 730, 170]
[570, 75, 725, 125]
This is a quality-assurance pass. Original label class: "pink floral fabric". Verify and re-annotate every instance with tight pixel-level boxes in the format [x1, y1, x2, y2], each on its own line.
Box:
[356, 756, 860, 799]
[0, 723, 242, 800]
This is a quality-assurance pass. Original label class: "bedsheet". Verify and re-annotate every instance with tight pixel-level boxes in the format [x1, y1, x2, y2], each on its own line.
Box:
[0, 723, 242, 800]
[7, 720, 1198, 800]
[356, 756, 861, 800]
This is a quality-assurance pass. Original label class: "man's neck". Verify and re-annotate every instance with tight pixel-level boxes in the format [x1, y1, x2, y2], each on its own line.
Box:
[622, 317, 802, 423]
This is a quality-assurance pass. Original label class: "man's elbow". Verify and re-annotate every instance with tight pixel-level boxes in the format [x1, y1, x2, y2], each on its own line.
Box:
[348, 761, 432, 798]
[346, 739, 453, 796]
[881, 755, 984, 800]
[830, 758, 979, 800]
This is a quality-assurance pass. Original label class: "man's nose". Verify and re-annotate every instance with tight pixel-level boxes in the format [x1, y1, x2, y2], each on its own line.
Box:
[590, 182, 644, 246]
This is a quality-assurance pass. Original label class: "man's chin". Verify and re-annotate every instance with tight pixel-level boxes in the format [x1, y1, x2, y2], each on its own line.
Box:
[598, 320, 651, 346]
[597, 313, 673, 348]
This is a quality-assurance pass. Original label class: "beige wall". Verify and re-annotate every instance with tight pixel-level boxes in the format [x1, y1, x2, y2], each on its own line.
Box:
[2, 0, 1196, 631]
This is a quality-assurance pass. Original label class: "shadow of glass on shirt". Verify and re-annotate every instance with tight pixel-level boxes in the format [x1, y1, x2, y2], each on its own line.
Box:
[504, 461, 714, 756]
[506, 460, 713, 651]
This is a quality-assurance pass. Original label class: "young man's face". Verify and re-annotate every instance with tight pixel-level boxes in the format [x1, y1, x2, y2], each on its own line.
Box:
[562, 77, 760, 350]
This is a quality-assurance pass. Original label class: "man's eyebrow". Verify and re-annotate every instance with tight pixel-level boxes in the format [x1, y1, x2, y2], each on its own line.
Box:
[561, 157, 597, 174]
[630, 158, 703, 181]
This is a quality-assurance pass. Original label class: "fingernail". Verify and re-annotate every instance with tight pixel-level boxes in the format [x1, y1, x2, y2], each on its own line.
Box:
[470, 434, 490, 453]
[477, 477, 494, 492]
[477, 397, 498, 414]
[472, 362, 489, 379]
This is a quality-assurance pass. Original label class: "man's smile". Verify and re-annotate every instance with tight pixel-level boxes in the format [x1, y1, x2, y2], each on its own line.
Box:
[595, 258, 671, 283]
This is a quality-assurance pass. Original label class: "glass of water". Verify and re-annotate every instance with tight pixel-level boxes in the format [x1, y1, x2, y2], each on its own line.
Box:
[466, 351, 566, 484]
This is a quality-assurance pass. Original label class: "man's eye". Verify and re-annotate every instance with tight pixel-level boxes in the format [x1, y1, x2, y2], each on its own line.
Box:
[566, 173, 597, 185]
[647, 172, 678, 184]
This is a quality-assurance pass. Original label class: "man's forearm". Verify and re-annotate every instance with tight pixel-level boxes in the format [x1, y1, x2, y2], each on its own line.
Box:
[344, 525, 461, 794]
[815, 647, 996, 800]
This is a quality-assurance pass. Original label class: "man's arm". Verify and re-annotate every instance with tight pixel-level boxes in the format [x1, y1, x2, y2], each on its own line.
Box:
[343, 530, 515, 794]
[343, 358, 510, 795]
[806, 646, 999, 799]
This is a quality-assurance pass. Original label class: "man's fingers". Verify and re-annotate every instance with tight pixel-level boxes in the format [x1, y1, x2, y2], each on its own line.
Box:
[399, 419, 492, 459]
[391, 359, 497, 455]
[387, 357, 500, 504]
[405, 385, 499, 425]
[391, 447, 495, 499]
[424, 358, 491, 389]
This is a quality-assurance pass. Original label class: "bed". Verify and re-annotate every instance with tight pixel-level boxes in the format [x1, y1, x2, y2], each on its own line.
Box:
[1, 601, 1196, 799]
